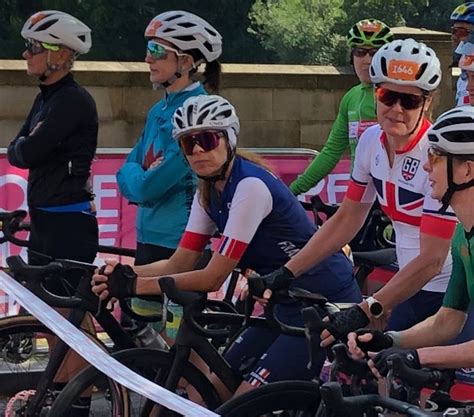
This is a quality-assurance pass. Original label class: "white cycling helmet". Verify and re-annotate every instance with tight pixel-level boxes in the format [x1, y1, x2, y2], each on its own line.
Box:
[173, 95, 240, 145]
[428, 107, 474, 212]
[428, 107, 474, 155]
[173, 95, 240, 182]
[145, 11, 222, 62]
[21, 10, 91, 55]
[370, 38, 441, 91]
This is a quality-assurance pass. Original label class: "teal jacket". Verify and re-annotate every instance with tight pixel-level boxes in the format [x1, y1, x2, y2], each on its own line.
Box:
[117, 82, 206, 248]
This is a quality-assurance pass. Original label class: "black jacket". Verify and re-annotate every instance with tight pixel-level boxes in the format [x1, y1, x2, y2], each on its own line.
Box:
[7, 73, 98, 207]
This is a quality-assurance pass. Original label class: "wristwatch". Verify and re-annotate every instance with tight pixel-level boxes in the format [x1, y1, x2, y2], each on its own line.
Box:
[366, 296, 384, 319]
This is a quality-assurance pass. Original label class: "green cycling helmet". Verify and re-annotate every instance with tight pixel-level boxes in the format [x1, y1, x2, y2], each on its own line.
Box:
[347, 19, 393, 48]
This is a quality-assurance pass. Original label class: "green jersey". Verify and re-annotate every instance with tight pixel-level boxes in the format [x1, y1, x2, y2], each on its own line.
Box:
[443, 223, 474, 312]
[290, 83, 376, 195]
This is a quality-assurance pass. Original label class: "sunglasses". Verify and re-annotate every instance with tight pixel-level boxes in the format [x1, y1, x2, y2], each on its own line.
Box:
[376, 87, 426, 110]
[25, 38, 60, 55]
[427, 146, 448, 166]
[352, 47, 378, 58]
[451, 26, 471, 38]
[179, 131, 226, 155]
[146, 40, 183, 60]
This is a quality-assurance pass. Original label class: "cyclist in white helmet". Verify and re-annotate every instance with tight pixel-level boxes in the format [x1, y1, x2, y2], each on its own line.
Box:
[258, 39, 458, 342]
[7, 10, 97, 416]
[116, 11, 223, 339]
[92, 95, 361, 397]
[347, 106, 474, 378]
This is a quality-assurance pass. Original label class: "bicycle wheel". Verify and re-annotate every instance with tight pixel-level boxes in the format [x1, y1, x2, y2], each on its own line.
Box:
[0, 315, 55, 415]
[216, 380, 322, 417]
[49, 347, 221, 417]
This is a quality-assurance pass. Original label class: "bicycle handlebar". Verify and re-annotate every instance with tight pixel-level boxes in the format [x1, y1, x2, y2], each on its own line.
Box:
[320, 382, 433, 417]
[387, 355, 455, 392]
[0, 210, 29, 246]
[6, 255, 88, 308]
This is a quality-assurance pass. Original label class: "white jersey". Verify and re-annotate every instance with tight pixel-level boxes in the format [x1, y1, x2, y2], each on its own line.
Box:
[456, 72, 470, 107]
[346, 120, 457, 293]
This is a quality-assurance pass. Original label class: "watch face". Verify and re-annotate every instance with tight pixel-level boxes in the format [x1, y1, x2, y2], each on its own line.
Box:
[370, 302, 383, 316]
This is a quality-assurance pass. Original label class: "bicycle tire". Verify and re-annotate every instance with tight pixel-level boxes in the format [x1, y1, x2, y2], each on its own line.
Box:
[49, 347, 221, 417]
[216, 380, 322, 417]
[0, 315, 55, 414]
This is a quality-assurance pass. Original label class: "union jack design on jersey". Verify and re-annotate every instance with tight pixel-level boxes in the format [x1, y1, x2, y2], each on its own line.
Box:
[346, 121, 457, 293]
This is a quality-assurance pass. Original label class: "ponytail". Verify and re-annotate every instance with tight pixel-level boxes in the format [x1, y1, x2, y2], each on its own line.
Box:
[188, 49, 222, 93]
[202, 60, 221, 92]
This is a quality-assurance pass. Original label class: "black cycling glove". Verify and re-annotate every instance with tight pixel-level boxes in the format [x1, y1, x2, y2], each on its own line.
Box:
[262, 266, 295, 291]
[373, 347, 420, 376]
[99, 263, 137, 299]
[325, 305, 370, 342]
[354, 329, 394, 354]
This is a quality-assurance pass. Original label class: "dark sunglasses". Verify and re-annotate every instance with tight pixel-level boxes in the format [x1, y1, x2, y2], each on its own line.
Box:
[25, 38, 59, 55]
[451, 26, 471, 38]
[352, 47, 378, 58]
[427, 146, 448, 166]
[179, 131, 226, 155]
[376, 87, 426, 110]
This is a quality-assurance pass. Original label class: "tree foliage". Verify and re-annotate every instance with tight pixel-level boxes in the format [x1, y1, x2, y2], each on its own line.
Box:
[249, 0, 463, 65]
[249, 0, 347, 65]
[0, 0, 466, 64]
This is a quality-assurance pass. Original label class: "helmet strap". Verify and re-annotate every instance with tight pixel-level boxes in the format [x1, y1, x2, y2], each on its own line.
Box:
[439, 155, 474, 213]
[407, 97, 426, 136]
[38, 51, 61, 82]
[160, 54, 193, 88]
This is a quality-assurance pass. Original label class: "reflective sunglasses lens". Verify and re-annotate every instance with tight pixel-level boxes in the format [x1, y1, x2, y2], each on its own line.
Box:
[427, 147, 447, 165]
[376, 88, 424, 110]
[180, 132, 223, 155]
[25, 39, 43, 55]
[146, 41, 167, 60]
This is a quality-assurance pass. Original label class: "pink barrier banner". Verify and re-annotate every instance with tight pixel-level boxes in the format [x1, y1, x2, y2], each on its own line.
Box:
[0, 148, 350, 316]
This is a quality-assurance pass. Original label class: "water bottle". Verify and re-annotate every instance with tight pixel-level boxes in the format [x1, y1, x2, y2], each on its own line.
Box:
[165, 302, 183, 339]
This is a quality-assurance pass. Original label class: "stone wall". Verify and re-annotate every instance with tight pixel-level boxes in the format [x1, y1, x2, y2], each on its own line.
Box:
[0, 27, 455, 151]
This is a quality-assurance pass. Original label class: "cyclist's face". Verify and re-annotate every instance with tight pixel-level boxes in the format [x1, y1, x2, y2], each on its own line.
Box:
[451, 22, 473, 47]
[423, 148, 448, 201]
[352, 46, 376, 84]
[376, 83, 431, 141]
[182, 130, 228, 177]
[145, 38, 186, 85]
[23, 41, 52, 76]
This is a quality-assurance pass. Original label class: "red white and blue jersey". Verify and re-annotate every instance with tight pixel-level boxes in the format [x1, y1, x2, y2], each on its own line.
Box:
[180, 156, 355, 300]
[346, 120, 457, 292]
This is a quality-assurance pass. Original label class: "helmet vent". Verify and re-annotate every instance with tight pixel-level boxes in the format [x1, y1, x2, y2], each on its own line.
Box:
[186, 105, 194, 125]
[178, 22, 197, 28]
[166, 14, 183, 22]
[394, 44, 402, 53]
[205, 28, 218, 37]
[428, 73, 440, 86]
[416, 63, 427, 79]
[78, 35, 86, 42]
[411, 47, 419, 55]
[197, 109, 211, 124]
[37, 19, 57, 32]
[427, 133, 439, 143]
[380, 57, 388, 75]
